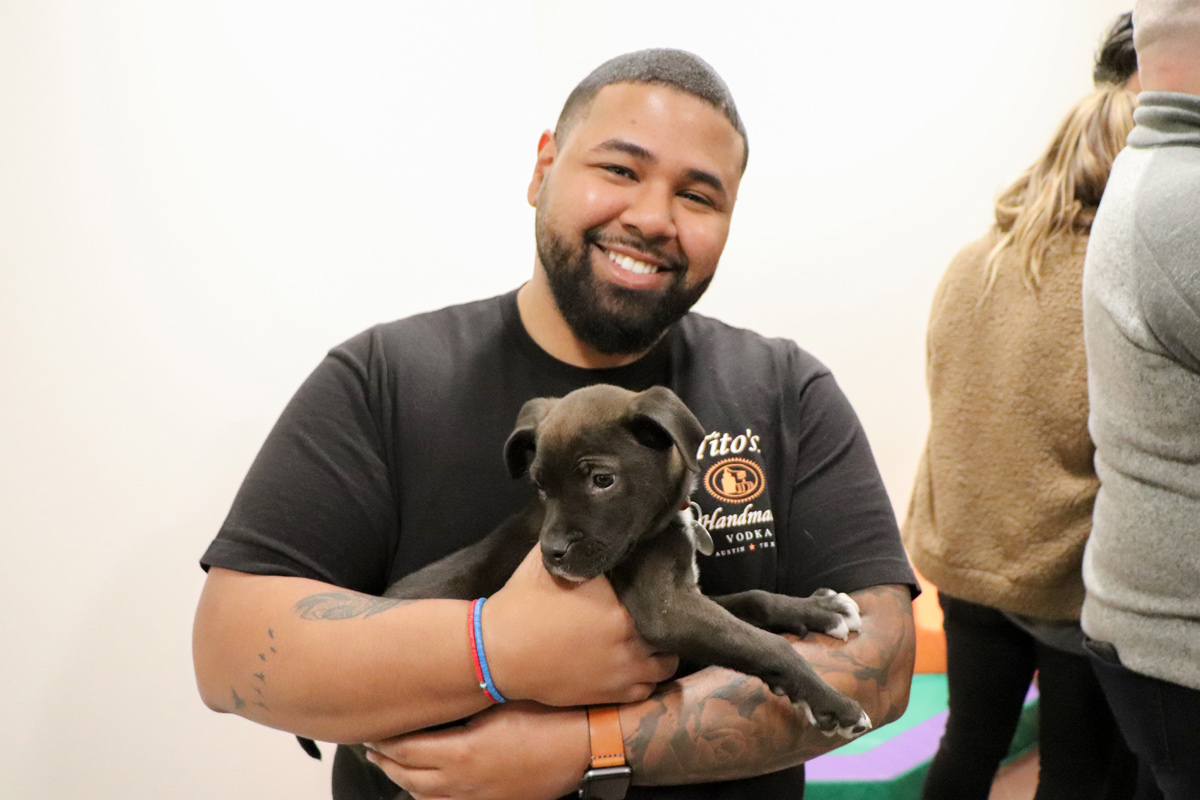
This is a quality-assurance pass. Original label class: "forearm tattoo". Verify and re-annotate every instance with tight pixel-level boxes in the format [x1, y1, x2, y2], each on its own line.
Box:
[623, 584, 916, 785]
[292, 591, 414, 620]
[225, 592, 415, 717]
[229, 627, 277, 715]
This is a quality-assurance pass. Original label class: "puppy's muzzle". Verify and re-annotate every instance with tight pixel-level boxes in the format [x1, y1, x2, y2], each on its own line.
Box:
[541, 530, 594, 582]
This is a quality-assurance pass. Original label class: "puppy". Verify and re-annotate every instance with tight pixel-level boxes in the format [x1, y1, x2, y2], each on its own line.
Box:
[319, 385, 871, 793]
[380, 384, 871, 736]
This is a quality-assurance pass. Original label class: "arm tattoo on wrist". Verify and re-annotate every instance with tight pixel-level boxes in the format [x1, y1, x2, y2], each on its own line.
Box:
[292, 591, 414, 620]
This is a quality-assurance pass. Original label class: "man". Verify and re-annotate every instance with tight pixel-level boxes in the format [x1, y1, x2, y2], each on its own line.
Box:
[194, 49, 917, 800]
[1081, 2, 1200, 797]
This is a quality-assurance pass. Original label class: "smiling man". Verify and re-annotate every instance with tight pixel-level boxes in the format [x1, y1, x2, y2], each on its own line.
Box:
[193, 50, 917, 800]
[522, 78, 741, 364]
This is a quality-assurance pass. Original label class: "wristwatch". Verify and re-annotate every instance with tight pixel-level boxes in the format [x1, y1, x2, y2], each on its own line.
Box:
[579, 705, 631, 800]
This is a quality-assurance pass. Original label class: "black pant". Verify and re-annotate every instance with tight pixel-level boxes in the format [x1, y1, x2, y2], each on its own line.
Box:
[921, 594, 1135, 800]
[1087, 643, 1200, 800]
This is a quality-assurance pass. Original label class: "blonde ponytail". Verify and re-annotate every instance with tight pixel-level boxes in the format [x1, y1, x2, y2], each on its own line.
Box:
[982, 86, 1137, 293]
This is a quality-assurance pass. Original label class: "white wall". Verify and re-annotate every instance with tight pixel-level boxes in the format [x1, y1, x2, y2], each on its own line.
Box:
[0, 1, 1131, 796]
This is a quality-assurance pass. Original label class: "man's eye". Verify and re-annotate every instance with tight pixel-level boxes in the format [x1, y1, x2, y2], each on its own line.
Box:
[680, 191, 714, 207]
[603, 164, 637, 180]
[592, 473, 615, 489]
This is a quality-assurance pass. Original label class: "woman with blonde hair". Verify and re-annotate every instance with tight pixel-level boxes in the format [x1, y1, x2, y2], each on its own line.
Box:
[903, 13, 1139, 800]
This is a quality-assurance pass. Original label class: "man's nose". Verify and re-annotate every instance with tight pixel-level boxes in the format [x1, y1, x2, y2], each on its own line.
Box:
[619, 183, 676, 242]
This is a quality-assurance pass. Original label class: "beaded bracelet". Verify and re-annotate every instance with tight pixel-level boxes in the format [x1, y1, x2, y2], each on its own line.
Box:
[468, 597, 507, 704]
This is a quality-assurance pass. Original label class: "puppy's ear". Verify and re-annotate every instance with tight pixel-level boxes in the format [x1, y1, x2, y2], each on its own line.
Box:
[626, 386, 705, 473]
[503, 397, 557, 479]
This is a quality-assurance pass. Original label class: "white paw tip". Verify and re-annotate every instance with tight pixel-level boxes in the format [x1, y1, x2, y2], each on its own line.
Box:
[839, 711, 873, 739]
[836, 592, 862, 632]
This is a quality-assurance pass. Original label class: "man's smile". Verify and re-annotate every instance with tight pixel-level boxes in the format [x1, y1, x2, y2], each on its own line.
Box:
[607, 249, 661, 275]
[593, 243, 680, 291]
[589, 236, 688, 293]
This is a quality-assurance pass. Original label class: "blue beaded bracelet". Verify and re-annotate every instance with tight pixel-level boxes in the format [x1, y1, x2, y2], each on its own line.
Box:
[471, 598, 507, 704]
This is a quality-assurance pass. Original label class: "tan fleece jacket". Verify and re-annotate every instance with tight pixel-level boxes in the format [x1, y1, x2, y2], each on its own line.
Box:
[903, 227, 1097, 621]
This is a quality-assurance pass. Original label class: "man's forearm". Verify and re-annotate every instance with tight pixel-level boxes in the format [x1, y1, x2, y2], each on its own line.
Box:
[193, 558, 680, 745]
[193, 568, 491, 743]
[618, 584, 915, 785]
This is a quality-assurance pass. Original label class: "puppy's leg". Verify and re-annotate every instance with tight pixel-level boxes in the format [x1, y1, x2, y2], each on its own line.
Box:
[614, 557, 870, 737]
[641, 591, 869, 736]
[711, 588, 862, 641]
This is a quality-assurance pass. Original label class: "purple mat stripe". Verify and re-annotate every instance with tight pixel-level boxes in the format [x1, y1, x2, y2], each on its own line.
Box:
[805, 709, 949, 781]
[807, 683, 1040, 783]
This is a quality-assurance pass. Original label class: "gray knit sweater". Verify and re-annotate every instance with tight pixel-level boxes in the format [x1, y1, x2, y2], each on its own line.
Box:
[1082, 91, 1200, 691]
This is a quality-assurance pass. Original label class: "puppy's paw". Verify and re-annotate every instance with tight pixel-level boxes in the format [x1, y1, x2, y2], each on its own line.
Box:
[838, 710, 872, 739]
[796, 695, 870, 738]
[832, 591, 862, 634]
[801, 704, 840, 737]
[807, 589, 862, 640]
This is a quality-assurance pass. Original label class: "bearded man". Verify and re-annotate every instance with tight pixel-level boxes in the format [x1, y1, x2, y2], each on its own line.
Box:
[193, 49, 917, 800]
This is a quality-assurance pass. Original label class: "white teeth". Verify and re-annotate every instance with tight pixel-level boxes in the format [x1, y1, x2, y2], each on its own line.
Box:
[608, 251, 659, 275]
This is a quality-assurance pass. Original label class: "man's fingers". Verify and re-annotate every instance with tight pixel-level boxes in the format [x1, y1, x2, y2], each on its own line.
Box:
[370, 728, 462, 770]
[366, 749, 452, 800]
[651, 652, 680, 681]
[618, 682, 657, 703]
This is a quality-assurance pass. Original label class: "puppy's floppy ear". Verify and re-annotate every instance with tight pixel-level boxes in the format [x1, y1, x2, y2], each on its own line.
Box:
[626, 386, 705, 473]
[503, 397, 557, 478]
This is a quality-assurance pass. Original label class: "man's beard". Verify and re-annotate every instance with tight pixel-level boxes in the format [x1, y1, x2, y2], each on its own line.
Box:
[535, 217, 712, 356]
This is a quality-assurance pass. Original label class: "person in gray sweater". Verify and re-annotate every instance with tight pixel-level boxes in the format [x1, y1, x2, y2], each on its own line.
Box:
[1081, 1, 1200, 797]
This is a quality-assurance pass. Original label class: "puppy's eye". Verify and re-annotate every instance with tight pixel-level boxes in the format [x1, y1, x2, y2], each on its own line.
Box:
[592, 473, 615, 489]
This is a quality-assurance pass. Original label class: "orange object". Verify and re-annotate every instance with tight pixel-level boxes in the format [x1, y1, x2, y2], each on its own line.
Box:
[912, 570, 947, 673]
[586, 705, 627, 769]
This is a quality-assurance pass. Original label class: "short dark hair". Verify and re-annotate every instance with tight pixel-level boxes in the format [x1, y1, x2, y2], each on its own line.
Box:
[555, 48, 749, 172]
[1094, 11, 1138, 86]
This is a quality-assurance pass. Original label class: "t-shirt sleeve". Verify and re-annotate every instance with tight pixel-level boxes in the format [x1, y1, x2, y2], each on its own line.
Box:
[200, 332, 398, 593]
[781, 372, 917, 599]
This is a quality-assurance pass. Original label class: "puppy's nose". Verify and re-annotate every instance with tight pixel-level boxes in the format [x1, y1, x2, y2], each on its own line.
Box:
[543, 542, 571, 564]
[542, 531, 583, 564]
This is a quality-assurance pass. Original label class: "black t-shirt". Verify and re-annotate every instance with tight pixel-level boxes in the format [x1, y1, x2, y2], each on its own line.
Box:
[202, 290, 916, 799]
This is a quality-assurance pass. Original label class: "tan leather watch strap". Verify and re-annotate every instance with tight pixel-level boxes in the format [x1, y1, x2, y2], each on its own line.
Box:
[586, 705, 626, 769]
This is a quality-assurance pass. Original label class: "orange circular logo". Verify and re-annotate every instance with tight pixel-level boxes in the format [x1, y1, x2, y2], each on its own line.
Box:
[704, 458, 765, 503]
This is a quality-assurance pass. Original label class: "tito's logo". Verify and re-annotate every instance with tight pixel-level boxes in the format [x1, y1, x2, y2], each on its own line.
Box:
[704, 458, 765, 503]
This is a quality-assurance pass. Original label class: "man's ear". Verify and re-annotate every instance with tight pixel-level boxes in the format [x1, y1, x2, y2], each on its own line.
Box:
[527, 130, 557, 207]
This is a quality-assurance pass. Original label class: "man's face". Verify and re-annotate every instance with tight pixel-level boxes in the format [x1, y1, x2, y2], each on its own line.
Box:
[528, 82, 745, 355]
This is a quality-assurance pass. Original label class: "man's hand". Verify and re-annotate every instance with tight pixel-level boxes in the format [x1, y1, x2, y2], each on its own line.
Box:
[485, 547, 678, 706]
[366, 702, 589, 800]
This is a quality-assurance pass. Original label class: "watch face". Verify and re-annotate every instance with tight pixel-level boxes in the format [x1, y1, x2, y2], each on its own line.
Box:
[579, 765, 632, 800]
